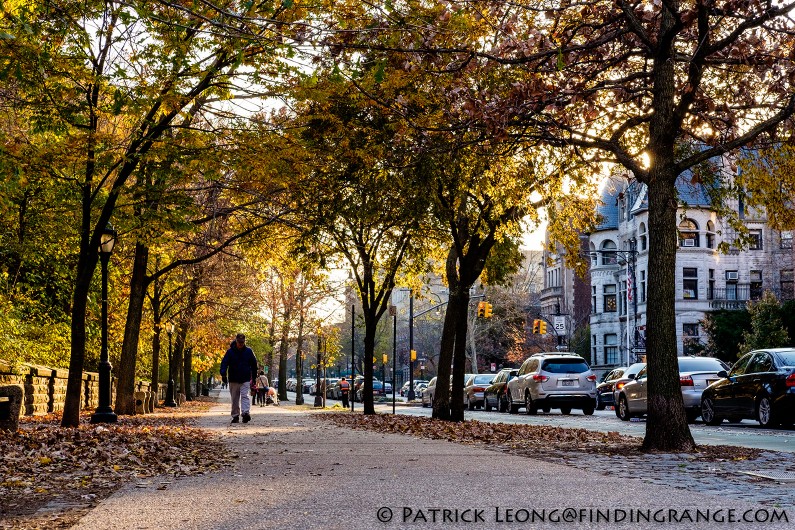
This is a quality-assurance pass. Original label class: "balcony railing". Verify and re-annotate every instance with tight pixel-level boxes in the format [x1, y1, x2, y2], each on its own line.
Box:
[707, 285, 793, 309]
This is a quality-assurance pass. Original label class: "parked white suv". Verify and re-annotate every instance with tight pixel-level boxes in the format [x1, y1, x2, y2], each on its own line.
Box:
[506, 352, 597, 415]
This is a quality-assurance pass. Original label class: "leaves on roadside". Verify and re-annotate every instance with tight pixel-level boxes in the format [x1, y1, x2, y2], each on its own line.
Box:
[317, 412, 760, 462]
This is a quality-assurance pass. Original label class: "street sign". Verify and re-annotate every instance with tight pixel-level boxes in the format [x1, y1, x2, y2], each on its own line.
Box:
[553, 315, 566, 334]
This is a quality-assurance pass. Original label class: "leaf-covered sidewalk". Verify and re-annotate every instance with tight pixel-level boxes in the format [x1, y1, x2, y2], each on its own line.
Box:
[1, 400, 225, 529]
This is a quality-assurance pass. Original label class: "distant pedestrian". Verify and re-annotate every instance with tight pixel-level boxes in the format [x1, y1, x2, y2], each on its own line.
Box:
[339, 377, 350, 408]
[255, 370, 269, 407]
[220, 333, 258, 423]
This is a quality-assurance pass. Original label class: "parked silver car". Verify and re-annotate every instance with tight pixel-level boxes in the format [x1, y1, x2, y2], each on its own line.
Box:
[506, 353, 597, 415]
[421, 377, 437, 407]
[616, 356, 730, 422]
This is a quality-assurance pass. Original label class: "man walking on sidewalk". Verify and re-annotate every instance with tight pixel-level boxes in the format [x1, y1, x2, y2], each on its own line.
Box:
[339, 377, 350, 408]
[220, 333, 258, 423]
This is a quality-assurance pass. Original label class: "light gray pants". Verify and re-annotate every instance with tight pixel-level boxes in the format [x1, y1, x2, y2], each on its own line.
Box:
[229, 381, 251, 417]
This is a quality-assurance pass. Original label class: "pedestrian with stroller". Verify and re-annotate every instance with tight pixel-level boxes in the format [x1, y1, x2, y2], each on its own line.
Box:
[220, 333, 258, 423]
[255, 370, 269, 407]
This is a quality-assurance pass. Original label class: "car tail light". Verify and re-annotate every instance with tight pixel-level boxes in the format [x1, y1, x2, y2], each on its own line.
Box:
[680, 375, 694, 387]
[473, 387, 485, 392]
[616, 382, 626, 390]
[586, 375, 597, 382]
[532, 374, 549, 382]
[786, 373, 795, 388]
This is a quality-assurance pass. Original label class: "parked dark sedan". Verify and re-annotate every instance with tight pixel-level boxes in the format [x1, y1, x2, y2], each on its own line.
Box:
[595, 367, 627, 410]
[483, 368, 518, 412]
[701, 348, 795, 427]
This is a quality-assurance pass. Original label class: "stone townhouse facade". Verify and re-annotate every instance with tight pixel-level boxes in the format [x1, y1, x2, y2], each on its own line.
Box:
[592, 172, 794, 372]
[544, 168, 794, 375]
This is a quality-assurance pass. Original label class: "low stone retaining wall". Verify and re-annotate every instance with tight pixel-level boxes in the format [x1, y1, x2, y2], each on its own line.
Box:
[0, 359, 167, 427]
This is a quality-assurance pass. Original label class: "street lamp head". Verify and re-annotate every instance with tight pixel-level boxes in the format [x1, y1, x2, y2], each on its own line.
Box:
[99, 223, 117, 255]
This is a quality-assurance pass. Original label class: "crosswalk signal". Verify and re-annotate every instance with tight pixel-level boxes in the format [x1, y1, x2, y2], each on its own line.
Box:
[477, 301, 486, 318]
[539, 321, 547, 334]
[532, 319, 540, 334]
[484, 302, 493, 318]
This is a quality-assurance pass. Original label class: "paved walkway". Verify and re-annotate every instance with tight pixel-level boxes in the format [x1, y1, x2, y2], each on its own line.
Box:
[74, 391, 793, 530]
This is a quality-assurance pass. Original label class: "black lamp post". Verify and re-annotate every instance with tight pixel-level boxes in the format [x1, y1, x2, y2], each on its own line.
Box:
[408, 291, 415, 401]
[314, 333, 323, 407]
[164, 322, 177, 407]
[91, 224, 118, 424]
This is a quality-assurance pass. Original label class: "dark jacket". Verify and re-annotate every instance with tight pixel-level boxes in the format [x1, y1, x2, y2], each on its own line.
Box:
[220, 342, 258, 383]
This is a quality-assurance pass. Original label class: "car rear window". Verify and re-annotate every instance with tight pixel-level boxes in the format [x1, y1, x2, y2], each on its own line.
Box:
[678, 358, 727, 372]
[775, 351, 795, 366]
[472, 375, 493, 385]
[541, 359, 590, 373]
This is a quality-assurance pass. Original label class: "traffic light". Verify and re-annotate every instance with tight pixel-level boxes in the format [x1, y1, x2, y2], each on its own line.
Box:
[484, 302, 493, 318]
[382, 354, 388, 364]
[410, 349, 417, 362]
[477, 301, 486, 317]
[539, 321, 547, 334]
[532, 319, 540, 334]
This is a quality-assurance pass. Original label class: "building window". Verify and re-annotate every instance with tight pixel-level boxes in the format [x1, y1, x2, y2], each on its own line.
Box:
[592, 286, 597, 313]
[639, 223, 647, 251]
[678, 219, 699, 248]
[603, 284, 617, 312]
[640, 270, 646, 303]
[708, 269, 715, 300]
[750, 270, 763, 300]
[683, 323, 700, 355]
[706, 220, 716, 249]
[604, 334, 619, 364]
[726, 270, 739, 300]
[749, 229, 762, 250]
[683, 268, 698, 300]
[592, 334, 598, 365]
[781, 231, 792, 250]
[782, 270, 794, 300]
[601, 240, 617, 265]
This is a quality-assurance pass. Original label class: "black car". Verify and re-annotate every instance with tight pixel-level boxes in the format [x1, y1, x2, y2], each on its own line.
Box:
[483, 368, 518, 412]
[701, 348, 795, 427]
[595, 367, 627, 410]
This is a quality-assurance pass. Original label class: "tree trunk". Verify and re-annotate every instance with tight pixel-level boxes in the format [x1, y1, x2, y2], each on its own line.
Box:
[62, 258, 97, 427]
[184, 345, 193, 401]
[115, 242, 150, 415]
[449, 287, 472, 422]
[362, 310, 377, 415]
[151, 286, 162, 403]
[433, 287, 462, 421]
[642, 174, 696, 451]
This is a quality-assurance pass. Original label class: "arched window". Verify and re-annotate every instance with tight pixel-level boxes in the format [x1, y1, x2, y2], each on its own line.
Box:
[601, 240, 617, 265]
[706, 220, 716, 249]
[678, 219, 700, 247]
[639, 222, 647, 251]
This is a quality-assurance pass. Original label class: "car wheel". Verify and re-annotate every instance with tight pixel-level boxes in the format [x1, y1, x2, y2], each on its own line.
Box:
[701, 397, 722, 425]
[583, 404, 595, 416]
[756, 396, 777, 428]
[499, 395, 508, 413]
[595, 393, 605, 411]
[524, 392, 537, 415]
[560, 407, 572, 415]
[617, 395, 631, 421]
[508, 393, 519, 414]
[542, 406, 550, 414]
[484, 395, 492, 412]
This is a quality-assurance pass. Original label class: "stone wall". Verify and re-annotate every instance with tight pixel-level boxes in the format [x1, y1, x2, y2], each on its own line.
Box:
[0, 359, 167, 421]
